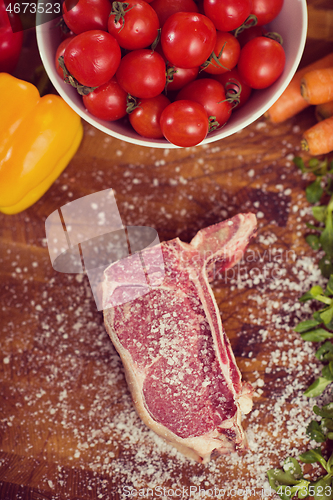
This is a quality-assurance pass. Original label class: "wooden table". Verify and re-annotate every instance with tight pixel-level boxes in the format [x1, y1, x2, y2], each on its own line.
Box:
[1, 1, 333, 498]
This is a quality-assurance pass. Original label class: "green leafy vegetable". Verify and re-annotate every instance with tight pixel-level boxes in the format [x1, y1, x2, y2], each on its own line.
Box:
[267, 156, 333, 499]
[316, 341, 333, 362]
[304, 377, 331, 397]
[295, 276, 333, 397]
[299, 285, 324, 302]
[312, 206, 327, 223]
[306, 234, 320, 250]
[306, 178, 323, 204]
[268, 404, 333, 500]
[300, 328, 333, 342]
[306, 420, 326, 443]
[322, 362, 333, 381]
[295, 318, 322, 333]
[294, 156, 333, 278]
[299, 447, 327, 467]
[313, 403, 333, 419]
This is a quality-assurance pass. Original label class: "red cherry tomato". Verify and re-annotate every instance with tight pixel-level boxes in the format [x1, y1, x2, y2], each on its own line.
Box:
[62, 0, 112, 34]
[149, 0, 199, 27]
[251, 0, 284, 26]
[196, 0, 206, 15]
[129, 94, 171, 139]
[161, 12, 216, 69]
[236, 25, 267, 47]
[203, 31, 240, 75]
[55, 36, 76, 78]
[108, 0, 159, 50]
[160, 100, 209, 147]
[155, 41, 199, 92]
[82, 77, 128, 121]
[166, 64, 199, 92]
[64, 30, 121, 88]
[203, 0, 252, 32]
[0, 0, 23, 74]
[116, 49, 166, 99]
[176, 78, 232, 128]
[212, 68, 252, 108]
[237, 36, 285, 89]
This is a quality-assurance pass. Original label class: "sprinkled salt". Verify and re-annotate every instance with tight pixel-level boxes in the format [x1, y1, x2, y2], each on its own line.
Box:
[256, 122, 266, 130]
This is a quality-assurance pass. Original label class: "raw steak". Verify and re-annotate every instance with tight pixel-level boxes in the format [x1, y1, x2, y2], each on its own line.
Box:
[102, 213, 257, 463]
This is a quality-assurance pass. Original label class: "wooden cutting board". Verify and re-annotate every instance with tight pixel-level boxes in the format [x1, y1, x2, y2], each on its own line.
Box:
[1, 2, 333, 499]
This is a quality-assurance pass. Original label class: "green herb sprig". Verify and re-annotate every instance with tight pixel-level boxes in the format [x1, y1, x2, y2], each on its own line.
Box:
[294, 157, 333, 278]
[266, 155, 333, 499]
[267, 403, 333, 500]
[293, 155, 333, 397]
[294, 276, 333, 397]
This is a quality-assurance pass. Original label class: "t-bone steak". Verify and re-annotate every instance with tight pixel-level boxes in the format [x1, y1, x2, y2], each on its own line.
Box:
[102, 213, 257, 463]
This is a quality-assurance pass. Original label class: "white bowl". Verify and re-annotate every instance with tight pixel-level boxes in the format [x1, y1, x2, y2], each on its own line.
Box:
[36, 1, 308, 149]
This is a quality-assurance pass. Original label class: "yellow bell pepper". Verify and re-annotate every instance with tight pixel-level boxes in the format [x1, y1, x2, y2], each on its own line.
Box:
[0, 73, 83, 214]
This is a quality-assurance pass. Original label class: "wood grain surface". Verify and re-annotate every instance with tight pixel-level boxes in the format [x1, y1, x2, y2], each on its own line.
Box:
[1, 2, 333, 499]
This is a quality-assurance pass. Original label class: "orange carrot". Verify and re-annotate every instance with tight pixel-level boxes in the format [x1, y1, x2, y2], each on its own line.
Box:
[315, 100, 333, 121]
[301, 115, 333, 155]
[301, 67, 333, 104]
[265, 52, 333, 123]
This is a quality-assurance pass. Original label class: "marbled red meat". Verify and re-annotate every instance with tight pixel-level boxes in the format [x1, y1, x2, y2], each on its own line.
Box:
[102, 213, 257, 463]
